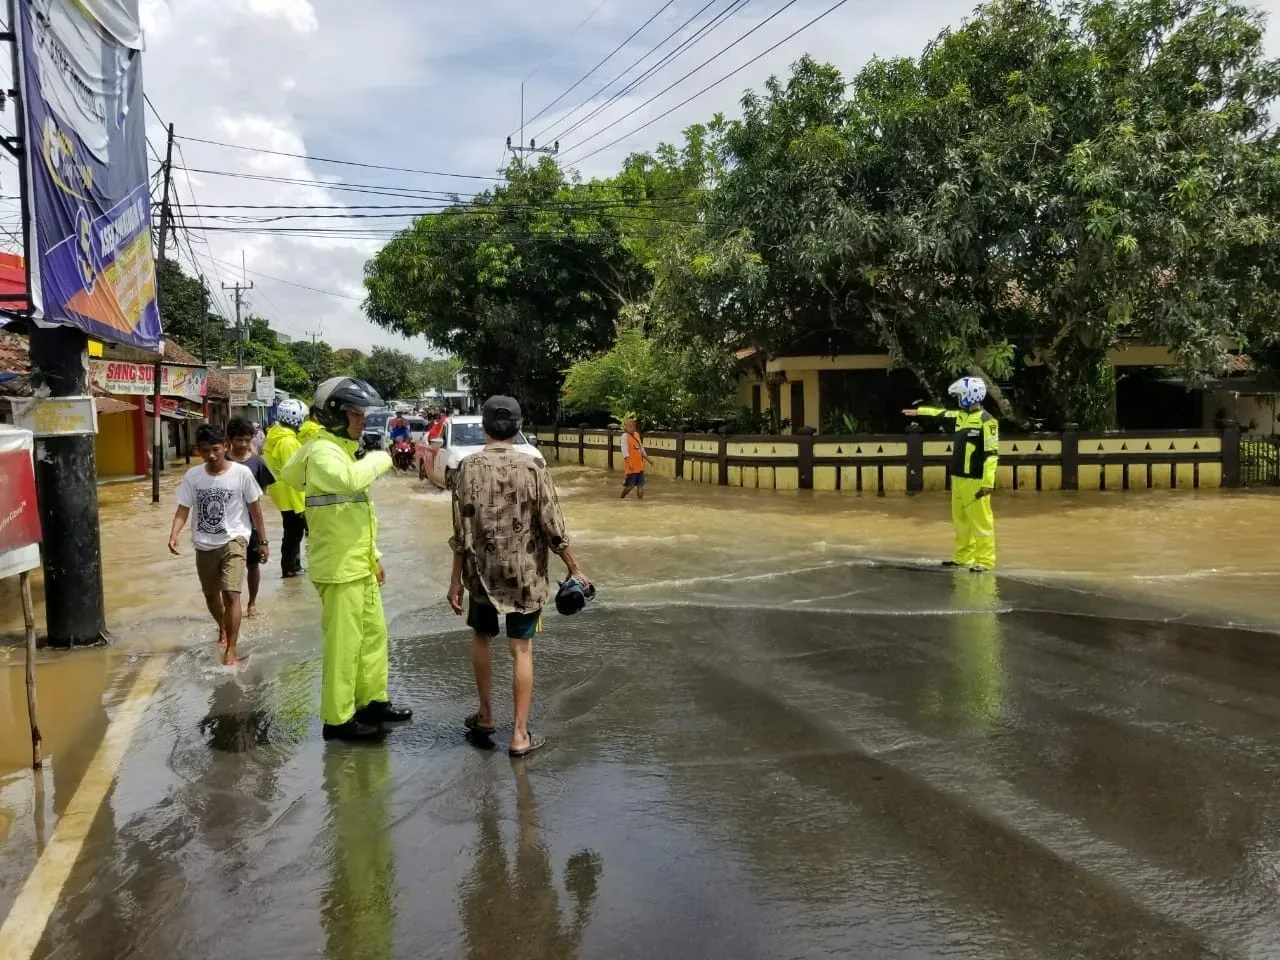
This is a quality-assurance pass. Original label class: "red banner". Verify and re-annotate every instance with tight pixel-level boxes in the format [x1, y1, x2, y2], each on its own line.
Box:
[0, 448, 41, 552]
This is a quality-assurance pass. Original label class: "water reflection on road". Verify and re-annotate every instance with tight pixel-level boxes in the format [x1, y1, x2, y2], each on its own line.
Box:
[1, 468, 1279, 958]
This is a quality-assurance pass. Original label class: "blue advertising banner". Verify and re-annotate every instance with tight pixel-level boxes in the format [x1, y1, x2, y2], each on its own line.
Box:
[16, 0, 160, 351]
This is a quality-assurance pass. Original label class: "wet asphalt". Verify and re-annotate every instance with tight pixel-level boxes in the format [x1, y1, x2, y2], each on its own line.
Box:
[2, 468, 1280, 959]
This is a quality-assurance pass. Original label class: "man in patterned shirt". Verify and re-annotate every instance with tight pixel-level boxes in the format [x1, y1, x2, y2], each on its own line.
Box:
[448, 396, 589, 757]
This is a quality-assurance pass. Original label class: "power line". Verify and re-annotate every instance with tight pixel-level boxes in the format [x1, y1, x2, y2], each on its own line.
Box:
[173, 134, 506, 181]
[520, 0, 615, 87]
[559, 0, 799, 160]
[205, 256, 366, 302]
[174, 142, 236, 320]
[541, 0, 746, 145]
[564, 0, 854, 165]
[519, 1, 676, 134]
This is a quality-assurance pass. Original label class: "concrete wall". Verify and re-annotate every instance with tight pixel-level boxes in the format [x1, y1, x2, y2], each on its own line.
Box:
[536, 426, 1235, 494]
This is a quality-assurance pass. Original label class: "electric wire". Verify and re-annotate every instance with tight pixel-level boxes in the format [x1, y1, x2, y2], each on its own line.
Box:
[518, 0, 676, 135]
[563, 0, 855, 164]
[558, 0, 798, 160]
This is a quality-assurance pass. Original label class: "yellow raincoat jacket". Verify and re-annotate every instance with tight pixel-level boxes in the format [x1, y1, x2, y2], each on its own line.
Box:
[280, 430, 392, 584]
[299, 419, 322, 444]
[263, 423, 305, 514]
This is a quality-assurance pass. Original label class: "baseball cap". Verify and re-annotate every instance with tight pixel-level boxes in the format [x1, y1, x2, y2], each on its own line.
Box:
[482, 395, 522, 428]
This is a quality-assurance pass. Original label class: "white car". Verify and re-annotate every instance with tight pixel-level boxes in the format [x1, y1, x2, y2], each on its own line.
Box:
[421, 415, 545, 488]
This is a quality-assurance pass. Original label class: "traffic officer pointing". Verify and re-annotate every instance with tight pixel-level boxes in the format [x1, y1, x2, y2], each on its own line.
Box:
[281, 376, 412, 742]
[904, 377, 999, 572]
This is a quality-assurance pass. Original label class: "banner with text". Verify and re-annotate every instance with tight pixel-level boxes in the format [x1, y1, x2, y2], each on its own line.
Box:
[90, 359, 208, 401]
[0, 425, 42, 580]
[17, 0, 160, 351]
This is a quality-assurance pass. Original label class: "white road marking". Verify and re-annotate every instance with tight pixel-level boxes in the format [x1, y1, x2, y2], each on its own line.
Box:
[0, 657, 168, 959]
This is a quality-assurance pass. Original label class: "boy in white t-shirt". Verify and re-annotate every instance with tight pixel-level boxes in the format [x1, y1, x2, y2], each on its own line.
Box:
[168, 422, 269, 665]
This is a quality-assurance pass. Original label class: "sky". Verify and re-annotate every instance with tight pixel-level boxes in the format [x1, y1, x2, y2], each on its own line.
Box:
[4, 0, 1280, 355]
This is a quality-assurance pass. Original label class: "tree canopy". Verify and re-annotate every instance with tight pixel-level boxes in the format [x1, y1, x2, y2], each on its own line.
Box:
[362, 0, 1280, 430]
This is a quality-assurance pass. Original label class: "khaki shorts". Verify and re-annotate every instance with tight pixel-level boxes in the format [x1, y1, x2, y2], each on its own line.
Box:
[195, 539, 247, 597]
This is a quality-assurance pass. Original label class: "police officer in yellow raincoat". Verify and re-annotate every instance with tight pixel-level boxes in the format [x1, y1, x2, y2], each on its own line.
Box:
[904, 377, 999, 571]
[281, 377, 411, 742]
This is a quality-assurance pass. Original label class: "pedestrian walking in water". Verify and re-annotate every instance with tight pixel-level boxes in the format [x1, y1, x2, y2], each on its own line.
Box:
[168, 422, 269, 665]
[620, 417, 652, 500]
[264, 399, 309, 578]
[903, 377, 999, 571]
[226, 417, 276, 616]
[448, 395, 589, 757]
[280, 377, 412, 742]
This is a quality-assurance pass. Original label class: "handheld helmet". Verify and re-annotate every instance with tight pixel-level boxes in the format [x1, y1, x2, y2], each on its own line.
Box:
[312, 377, 384, 432]
[555, 576, 597, 616]
[276, 398, 306, 429]
[947, 376, 987, 409]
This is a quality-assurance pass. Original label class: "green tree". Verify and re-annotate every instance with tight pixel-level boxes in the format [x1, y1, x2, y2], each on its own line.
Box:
[156, 258, 227, 362]
[242, 316, 311, 395]
[418, 355, 462, 393]
[561, 307, 737, 427]
[363, 158, 652, 419]
[356, 346, 422, 401]
[655, 0, 1280, 428]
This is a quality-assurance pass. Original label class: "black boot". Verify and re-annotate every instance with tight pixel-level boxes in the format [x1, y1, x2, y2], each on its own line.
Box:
[322, 719, 387, 742]
[355, 700, 413, 724]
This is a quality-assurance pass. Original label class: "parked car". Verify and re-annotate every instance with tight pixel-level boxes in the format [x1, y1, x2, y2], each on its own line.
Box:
[416, 415, 543, 488]
[361, 411, 391, 451]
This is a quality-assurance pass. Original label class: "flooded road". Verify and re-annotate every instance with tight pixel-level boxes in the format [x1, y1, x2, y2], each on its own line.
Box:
[2, 469, 1280, 958]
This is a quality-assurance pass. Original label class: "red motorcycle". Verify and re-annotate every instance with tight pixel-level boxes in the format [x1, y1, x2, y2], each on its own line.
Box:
[391, 436, 415, 472]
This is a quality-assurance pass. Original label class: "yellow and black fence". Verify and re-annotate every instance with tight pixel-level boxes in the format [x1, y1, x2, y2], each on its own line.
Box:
[533, 422, 1243, 494]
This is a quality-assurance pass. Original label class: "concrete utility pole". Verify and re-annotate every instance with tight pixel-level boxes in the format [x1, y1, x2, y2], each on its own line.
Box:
[307, 329, 323, 387]
[151, 122, 175, 504]
[222, 278, 253, 369]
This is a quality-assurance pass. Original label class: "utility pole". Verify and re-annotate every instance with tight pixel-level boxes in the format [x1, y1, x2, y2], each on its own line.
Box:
[506, 134, 559, 163]
[222, 278, 253, 369]
[6, 0, 105, 645]
[307, 328, 323, 387]
[197, 273, 210, 363]
[151, 122, 175, 504]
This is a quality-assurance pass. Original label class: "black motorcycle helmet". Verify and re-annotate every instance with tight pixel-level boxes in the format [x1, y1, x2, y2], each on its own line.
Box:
[555, 576, 596, 616]
[312, 377, 383, 433]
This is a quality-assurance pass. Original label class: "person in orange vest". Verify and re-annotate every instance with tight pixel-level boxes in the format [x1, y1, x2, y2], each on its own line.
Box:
[620, 417, 652, 500]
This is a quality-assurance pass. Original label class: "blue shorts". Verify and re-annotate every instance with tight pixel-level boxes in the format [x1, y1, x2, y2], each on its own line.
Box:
[624, 472, 646, 487]
[467, 598, 542, 640]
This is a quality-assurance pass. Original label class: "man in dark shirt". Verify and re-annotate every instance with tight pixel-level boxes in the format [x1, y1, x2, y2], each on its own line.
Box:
[227, 417, 275, 616]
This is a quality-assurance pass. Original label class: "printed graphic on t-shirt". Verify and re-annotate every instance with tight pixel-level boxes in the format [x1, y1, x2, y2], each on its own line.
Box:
[195, 488, 234, 537]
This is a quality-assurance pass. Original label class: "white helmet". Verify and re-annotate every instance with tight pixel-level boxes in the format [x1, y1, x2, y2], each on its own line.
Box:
[277, 398, 306, 428]
[948, 376, 987, 408]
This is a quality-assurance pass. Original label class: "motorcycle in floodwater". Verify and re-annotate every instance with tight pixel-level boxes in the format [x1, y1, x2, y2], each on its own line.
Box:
[391, 437, 415, 473]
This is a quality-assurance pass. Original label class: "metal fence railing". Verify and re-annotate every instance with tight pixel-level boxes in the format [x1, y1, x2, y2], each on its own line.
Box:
[1241, 438, 1280, 486]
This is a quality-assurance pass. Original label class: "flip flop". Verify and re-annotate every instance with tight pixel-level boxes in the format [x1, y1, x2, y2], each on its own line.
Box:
[508, 734, 546, 758]
[464, 713, 496, 736]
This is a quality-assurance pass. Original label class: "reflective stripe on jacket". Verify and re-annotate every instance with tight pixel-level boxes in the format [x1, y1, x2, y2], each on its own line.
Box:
[917, 406, 999, 487]
[263, 423, 305, 514]
[280, 429, 392, 583]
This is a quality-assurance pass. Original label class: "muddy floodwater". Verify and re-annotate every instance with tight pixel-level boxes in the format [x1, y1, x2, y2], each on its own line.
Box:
[3, 468, 1280, 959]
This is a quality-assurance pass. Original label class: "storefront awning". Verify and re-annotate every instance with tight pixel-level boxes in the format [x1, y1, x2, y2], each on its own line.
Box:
[95, 396, 136, 416]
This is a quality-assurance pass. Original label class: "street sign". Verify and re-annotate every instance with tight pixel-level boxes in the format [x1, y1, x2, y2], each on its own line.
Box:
[89, 359, 208, 401]
[228, 371, 255, 394]
[230, 393, 250, 407]
[256, 375, 275, 402]
[11, 396, 98, 438]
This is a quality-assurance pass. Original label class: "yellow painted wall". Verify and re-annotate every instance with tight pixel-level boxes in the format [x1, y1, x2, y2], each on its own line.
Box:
[778, 370, 820, 432]
[547, 425, 1227, 493]
[95, 412, 136, 476]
